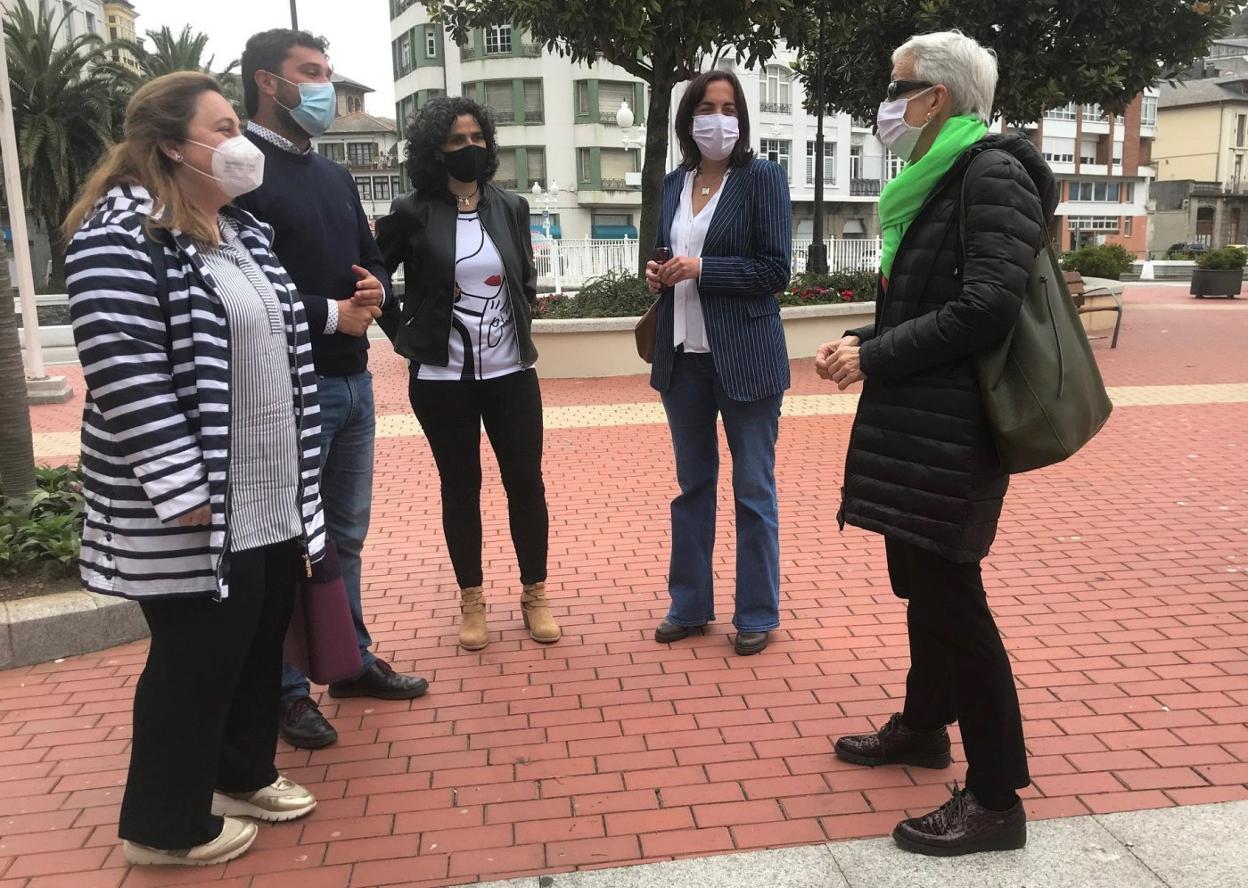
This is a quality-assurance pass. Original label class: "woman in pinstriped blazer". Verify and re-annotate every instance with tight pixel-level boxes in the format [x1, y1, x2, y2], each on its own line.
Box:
[644, 70, 793, 658]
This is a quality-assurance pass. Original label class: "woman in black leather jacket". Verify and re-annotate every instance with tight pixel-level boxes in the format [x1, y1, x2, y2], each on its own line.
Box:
[376, 96, 559, 653]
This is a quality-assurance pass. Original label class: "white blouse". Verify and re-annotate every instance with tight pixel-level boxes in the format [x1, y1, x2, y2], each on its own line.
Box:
[671, 169, 729, 354]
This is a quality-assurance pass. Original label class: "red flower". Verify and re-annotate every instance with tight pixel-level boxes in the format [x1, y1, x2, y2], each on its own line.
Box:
[840, 289, 854, 300]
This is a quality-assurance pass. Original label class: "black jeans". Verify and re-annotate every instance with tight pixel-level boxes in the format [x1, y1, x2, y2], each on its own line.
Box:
[118, 540, 301, 849]
[409, 368, 548, 589]
[887, 538, 1030, 800]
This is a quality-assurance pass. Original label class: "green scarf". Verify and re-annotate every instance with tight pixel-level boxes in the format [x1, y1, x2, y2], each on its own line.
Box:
[877, 115, 988, 278]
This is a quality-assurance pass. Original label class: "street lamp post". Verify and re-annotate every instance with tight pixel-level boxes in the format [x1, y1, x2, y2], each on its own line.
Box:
[531, 180, 562, 295]
[615, 101, 646, 272]
[808, 4, 829, 274]
[290, 0, 299, 28]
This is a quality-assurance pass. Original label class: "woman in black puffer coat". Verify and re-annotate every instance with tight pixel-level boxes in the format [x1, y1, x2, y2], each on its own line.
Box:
[815, 31, 1058, 859]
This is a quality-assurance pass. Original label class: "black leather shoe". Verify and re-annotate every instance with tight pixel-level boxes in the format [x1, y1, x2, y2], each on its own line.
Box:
[655, 620, 703, 644]
[733, 631, 771, 656]
[835, 712, 952, 769]
[893, 785, 1026, 856]
[279, 695, 338, 750]
[328, 660, 429, 701]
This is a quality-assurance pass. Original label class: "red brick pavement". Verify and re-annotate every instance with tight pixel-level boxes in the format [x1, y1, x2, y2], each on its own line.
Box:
[2, 285, 1246, 887]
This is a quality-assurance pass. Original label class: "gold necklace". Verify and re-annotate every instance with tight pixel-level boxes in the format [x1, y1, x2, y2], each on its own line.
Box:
[456, 188, 479, 208]
[696, 169, 720, 197]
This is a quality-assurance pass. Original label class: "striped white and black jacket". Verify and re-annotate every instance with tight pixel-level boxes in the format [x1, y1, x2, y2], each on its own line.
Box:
[66, 184, 327, 600]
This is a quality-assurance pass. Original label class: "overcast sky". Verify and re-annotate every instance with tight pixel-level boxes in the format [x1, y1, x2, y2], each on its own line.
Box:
[136, 0, 397, 116]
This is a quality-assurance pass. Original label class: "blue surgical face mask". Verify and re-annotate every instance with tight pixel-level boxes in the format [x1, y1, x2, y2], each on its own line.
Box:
[271, 74, 337, 136]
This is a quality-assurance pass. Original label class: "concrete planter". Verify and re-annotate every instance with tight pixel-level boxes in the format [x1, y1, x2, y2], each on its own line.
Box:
[531, 302, 877, 378]
[1, 590, 149, 669]
[1190, 267, 1243, 298]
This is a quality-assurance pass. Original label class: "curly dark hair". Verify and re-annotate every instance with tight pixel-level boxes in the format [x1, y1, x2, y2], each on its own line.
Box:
[405, 96, 499, 195]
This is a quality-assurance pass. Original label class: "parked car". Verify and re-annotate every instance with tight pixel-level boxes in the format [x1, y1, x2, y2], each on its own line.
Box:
[1167, 242, 1210, 258]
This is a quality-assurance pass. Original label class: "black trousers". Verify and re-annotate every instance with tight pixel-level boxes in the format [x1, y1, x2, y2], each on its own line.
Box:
[887, 537, 1030, 798]
[118, 540, 301, 849]
[409, 368, 548, 589]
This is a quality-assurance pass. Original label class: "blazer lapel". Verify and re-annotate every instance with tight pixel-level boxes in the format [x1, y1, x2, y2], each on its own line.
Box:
[701, 164, 750, 256]
[658, 174, 681, 249]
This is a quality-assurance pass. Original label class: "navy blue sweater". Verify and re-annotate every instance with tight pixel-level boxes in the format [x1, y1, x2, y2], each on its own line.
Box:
[235, 131, 392, 377]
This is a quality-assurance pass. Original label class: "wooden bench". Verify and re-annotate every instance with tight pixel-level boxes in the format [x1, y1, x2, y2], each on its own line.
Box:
[1064, 271, 1123, 349]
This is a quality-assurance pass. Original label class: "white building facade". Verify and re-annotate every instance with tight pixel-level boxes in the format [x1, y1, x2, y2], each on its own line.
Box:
[389, 1, 893, 242]
[0, 0, 106, 44]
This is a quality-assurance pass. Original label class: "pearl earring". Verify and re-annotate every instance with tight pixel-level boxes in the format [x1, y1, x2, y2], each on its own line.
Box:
[174, 152, 184, 162]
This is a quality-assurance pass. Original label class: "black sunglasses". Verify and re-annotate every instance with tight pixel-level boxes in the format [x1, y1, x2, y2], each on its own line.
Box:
[886, 79, 934, 101]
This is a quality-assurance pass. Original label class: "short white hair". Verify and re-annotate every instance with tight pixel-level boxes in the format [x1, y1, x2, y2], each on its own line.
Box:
[893, 31, 998, 123]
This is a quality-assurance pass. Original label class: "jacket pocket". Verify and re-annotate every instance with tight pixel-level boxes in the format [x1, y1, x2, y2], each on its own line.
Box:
[747, 298, 781, 318]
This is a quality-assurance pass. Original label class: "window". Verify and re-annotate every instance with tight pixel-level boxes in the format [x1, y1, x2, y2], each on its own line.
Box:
[1045, 102, 1077, 121]
[526, 147, 546, 187]
[592, 213, 631, 228]
[805, 141, 836, 185]
[391, 176, 403, 196]
[398, 34, 412, 74]
[62, 2, 74, 38]
[522, 79, 543, 123]
[577, 148, 592, 184]
[374, 176, 392, 201]
[1141, 95, 1158, 127]
[426, 26, 438, 58]
[850, 145, 863, 180]
[760, 66, 792, 114]
[354, 177, 373, 201]
[886, 151, 904, 180]
[85, 11, 94, 33]
[484, 80, 514, 121]
[1238, 114, 1247, 148]
[600, 148, 639, 188]
[484, 24, 512, 55]
[496, 148, 518, 187]
[1124, 217, 1133, 236]
[1107, 182, 1121, 202]
[599, 82, 634, 123]
[1127, 183, 1136, 203]
[1080, 139, 1097, 164]
[575, 81, 590, 116]
[1067, 216, 1119, 232]
[1082, 103, 1104, 122]
[318, 143, 346, 163]
[761, 139, 791, 178]
[1093, 182, 1107, 201]
[348, 142, 378, 166]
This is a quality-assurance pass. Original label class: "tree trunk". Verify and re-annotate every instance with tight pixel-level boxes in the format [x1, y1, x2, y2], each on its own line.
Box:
[637, 69, 677, 277]
[0, 235, 37, 501]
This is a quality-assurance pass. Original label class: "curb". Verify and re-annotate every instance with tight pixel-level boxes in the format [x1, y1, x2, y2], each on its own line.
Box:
[0, 590, 149, 669]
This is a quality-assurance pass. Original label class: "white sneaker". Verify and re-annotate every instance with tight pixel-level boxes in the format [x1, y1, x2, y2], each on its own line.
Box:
[212, 775, 317, 823]
[123, 816, 257, 866]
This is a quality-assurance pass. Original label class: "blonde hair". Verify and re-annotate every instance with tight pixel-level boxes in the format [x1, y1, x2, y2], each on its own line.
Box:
[64, 71, 226, 245]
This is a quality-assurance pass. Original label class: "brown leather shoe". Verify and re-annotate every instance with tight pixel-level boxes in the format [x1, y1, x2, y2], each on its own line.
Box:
[835, 712, 952, 769]
[893, 785, 1027, 856]
[655, 620, 703, 643]
[733, 631, 770, 656]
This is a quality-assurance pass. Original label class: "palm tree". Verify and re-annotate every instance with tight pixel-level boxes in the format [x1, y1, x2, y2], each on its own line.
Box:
[4, 0, 122, 287]
[0, 219, 37, 502]
[128, 25, 243, 117]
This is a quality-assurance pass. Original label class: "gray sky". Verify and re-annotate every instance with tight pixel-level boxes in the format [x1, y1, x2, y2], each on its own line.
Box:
[135, 0, 397, 116]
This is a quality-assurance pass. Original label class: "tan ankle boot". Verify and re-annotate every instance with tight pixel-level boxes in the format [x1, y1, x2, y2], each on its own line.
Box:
[521, 582, 561, 644]
[459, 586, 489, 651]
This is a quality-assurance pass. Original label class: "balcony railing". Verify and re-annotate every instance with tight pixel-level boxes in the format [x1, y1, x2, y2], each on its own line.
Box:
[494, 178, 519, 190]
[601, 177, 641, 191]
[599, 110, 620, 125]
[850, 178, 882, 196]
[493, 109, 516, 123]
[851, 117, 874, 129]
[760, 101, 791, 114]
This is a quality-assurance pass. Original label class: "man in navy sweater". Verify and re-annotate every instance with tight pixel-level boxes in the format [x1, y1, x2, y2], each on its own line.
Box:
[236, 29, 428, 749]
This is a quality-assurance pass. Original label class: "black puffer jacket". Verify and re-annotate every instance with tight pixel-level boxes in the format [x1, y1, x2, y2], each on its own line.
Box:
[839, 134, 1058, 564]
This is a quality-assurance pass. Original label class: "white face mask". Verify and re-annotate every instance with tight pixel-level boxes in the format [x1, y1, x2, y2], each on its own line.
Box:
[182, 135, 266, 198]
[692, 113, 739, 161]
[876, 88, 933, 163]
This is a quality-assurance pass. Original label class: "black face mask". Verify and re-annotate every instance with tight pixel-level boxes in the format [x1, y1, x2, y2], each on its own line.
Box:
[443, 144, 490, 184]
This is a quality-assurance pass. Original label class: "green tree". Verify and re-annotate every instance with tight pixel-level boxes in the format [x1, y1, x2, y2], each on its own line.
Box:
[787, 0, 1235, 124]
[426, 0, 795, 272]
[3, 0, 123, 286]
[128, 25, 243, 116]
[0, 221, 37, 502]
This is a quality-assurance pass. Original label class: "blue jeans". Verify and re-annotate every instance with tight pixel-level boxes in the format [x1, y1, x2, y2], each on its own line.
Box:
[660, 352, 783, 633]
[281, 372, 378, 698]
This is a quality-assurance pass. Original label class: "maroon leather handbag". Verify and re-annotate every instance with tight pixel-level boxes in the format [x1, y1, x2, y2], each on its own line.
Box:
[283, 541, 364, 685]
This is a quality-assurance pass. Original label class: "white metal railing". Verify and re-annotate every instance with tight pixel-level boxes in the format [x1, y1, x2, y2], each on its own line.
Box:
[391, 237, 883, 293]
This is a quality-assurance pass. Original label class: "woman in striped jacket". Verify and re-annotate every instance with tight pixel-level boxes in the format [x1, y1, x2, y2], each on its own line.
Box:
[63, 72, 327, 867]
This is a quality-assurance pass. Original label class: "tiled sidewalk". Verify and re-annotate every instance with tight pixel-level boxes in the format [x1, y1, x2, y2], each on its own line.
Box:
[1, 285, 1245, 888]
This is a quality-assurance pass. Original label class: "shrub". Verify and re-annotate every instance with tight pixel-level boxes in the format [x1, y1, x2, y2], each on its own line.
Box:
[0, 465, 84, 579]
[537, 270, 656, 319]
[1196, 246, 1248, 270]
[1059, 243, 1135, 280]
[779, 270, 877, 306]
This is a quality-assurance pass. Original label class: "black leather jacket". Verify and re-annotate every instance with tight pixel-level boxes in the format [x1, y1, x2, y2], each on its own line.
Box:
[376, 182, 539, 369]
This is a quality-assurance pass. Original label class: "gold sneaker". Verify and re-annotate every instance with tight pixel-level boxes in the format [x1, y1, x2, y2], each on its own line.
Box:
[211, 775, 317, 823]
[123, 815, 257, 866]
